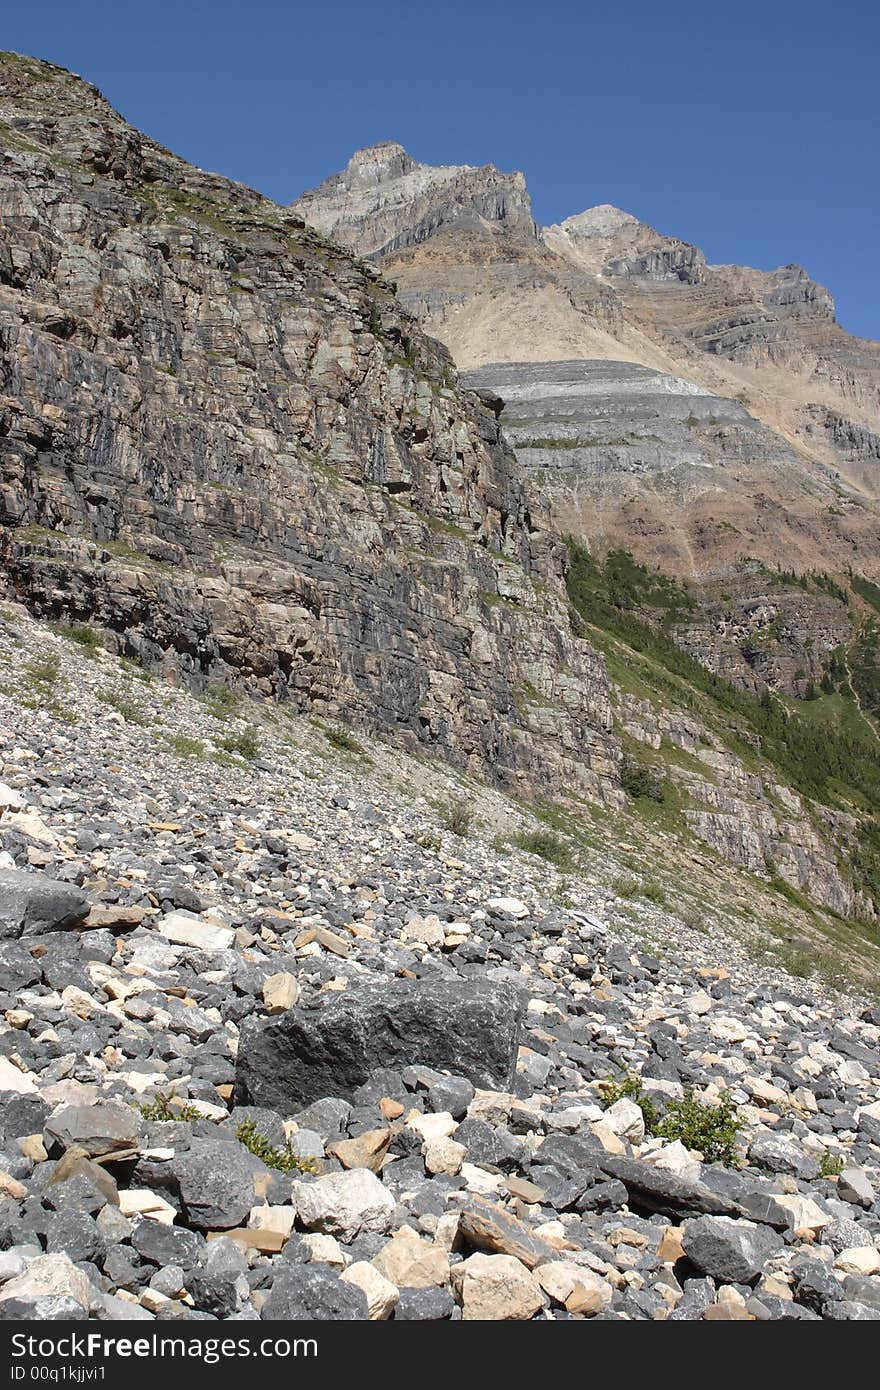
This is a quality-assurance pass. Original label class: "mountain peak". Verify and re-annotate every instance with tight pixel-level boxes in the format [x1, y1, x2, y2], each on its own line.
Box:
[292, 145, 535, 259]
[550, 204, 643, 239]
[341, 141, 420, 186]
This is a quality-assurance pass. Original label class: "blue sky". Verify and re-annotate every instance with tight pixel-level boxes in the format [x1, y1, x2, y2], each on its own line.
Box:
[6, 0, 879, 338]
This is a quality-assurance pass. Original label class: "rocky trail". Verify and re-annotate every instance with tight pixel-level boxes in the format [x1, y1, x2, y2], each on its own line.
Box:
[0, 606, 879, 1322]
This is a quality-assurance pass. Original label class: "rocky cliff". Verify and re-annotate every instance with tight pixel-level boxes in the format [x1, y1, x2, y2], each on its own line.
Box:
[2, 59, 876, 923]
[0, 54, 616, 803]
[460, 358, 858, 580]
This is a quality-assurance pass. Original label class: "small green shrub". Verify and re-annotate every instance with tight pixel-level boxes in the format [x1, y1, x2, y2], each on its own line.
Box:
[219, 728, 260, 760]
[23, 653, 61, 688]
[438, 797, 473, 837]
[620, 756, 665, 802]
[97, 688, 148, 725]
[602, 1072, 659, 1133]
[57, 623, 102, 652]
[513, 828, 574, 871]
[165, 733, 205, 759]
[139, 1093, 201, 1122]
[612, 875, 641, 900]
[778, 947, 813, 979]
[203, 682, 241, 718]
[656, 1088, 742, 1166]
[235, 1120, 317, 1173]
[323, 725, 366, 755]
[819, 1151, 844, 1178]
[415, 830, 442, 852]
[612, 875, 665, 905]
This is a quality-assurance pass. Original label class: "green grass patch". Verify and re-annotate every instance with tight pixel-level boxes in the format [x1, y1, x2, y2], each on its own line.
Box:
[97, 688, 149, 725]
[139, 1093, 201, 1122]
[164, 734, 206, 759]
[53, 623, 103, 654]
[218, 728, 260, 760]
[235, 1120, 317, 1173]
[203, 682, 242, 718]
[513, 828, 575, 870]
[322, 725, 368, 757]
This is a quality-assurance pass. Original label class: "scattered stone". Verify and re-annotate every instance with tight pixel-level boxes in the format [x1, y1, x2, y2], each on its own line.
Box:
[453, 1252, 543, 1320]
[0, 869, 88, 939]
[0, 602, 877, 1325]
[0, 1254, 92, 1314]
[295, 1169, 396, 1243]
[172, 1138, 263, 1230]
[373, 1227, 449, 1288]
[44, 1102, 140, 1158]
[340, 1261, 399, 1319]
[456, 1196, 558, 1269]
[327, 1129, 391, 1173]
[262, 972, 299, 1014]
[262, 1264, 368, 1320]
[158, 913, 235, 952]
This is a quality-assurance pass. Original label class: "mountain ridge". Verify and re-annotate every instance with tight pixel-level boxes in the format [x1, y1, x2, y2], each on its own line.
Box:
[293, 140, 880, 587]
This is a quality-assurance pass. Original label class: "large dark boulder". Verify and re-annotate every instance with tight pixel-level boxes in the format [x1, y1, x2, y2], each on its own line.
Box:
[681, 1215, 784, 1284]
[0, 941, 42, 990]
[0, 869, 88, 940]
[262, 1264, 368, 1320]
[234, 975, 523, 1111]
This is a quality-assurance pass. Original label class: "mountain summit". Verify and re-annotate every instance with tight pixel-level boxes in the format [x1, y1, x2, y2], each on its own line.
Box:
[292, 142, 536, 258]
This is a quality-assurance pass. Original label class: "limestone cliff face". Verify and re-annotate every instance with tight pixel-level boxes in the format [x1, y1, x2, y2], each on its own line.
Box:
[462, 359, 878, 583]
[292, 142, 537, 260]
[615, 694, 868, 920]
[0, 54, 617, 802]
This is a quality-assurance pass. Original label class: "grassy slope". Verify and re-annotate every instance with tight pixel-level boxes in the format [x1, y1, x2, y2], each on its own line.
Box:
[565, 542, 880, 915]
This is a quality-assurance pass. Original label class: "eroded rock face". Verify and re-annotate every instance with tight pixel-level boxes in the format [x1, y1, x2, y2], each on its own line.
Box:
[0, 54, 617, 804]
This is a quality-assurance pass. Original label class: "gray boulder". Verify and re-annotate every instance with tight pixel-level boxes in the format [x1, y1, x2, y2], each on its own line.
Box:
[682, 1215, 784, 1284]
[0, 869, 88, 939]
[170, 1138, 265, 1231]
[234, 975, 523, 1110]
[0, 940, 42, 990]
[262, 1264, 368, 1320]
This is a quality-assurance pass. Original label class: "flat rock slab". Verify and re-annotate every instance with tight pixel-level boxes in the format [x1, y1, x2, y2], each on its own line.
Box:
[599, 1155, 752, 1220]
[158, 912, 235, 952]
[44, 1101, 140, 1158]
[234, 974, 523, 1110]
[456, 1195, 559, 1269]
